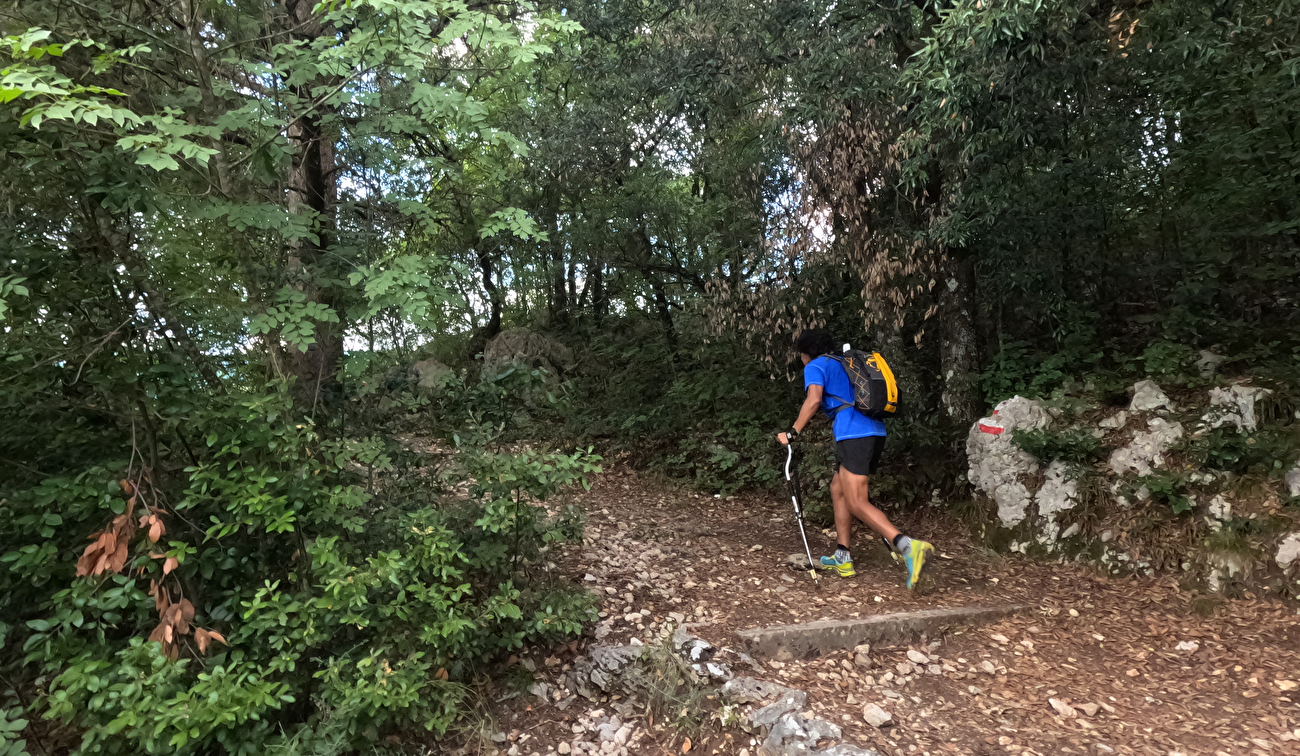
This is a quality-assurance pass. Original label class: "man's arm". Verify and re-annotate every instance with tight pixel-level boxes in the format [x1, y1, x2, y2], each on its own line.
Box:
[778, 384, 823, 445]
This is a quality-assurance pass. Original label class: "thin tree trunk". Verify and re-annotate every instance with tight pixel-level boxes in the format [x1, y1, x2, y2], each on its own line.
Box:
[282, 0, 342, 410]
[467, 245, 503, 360]
[939, 250, 981, 424]
[650, 277, 676, 347]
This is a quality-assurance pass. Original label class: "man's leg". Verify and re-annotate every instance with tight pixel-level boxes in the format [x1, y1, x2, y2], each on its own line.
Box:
[837, 438, 935, 590]
[837, 469, 899, 542]
[820, 470, 857, 577]
[829, 471, 854, 551]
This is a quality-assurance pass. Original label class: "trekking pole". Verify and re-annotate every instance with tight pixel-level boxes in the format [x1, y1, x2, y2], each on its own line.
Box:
[784, 442, 821, 589]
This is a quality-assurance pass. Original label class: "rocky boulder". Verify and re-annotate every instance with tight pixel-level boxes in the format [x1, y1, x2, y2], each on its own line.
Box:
[967, 377, 1300, 596]
[966, 396, 1052, 527]
[1277, 533, 1300, 570]
[1108, 417, 1183, 477]
[482, 327, 574, 378]
[1129, 380, 1172, 412]
[1287, 463, 1300, 498]
[1202, 385, 1272, 433]
[413, 358, 454, 391]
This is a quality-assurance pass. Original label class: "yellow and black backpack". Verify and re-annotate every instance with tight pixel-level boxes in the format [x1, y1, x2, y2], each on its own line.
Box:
[827, 346, 901, 421]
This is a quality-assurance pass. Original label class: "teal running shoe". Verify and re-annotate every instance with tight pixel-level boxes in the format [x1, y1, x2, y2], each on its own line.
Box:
[903, 540, 934, 590]
[818, 554, 856, 578]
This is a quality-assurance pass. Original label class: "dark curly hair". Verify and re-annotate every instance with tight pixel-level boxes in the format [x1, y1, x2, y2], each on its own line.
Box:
[794, 329, 835, 359]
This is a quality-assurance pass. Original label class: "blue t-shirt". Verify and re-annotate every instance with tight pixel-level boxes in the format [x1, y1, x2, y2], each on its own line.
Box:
[804, 355, 886, 441]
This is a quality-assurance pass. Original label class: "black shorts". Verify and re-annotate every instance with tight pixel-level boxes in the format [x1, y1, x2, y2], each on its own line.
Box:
[835, 436, 885, 476]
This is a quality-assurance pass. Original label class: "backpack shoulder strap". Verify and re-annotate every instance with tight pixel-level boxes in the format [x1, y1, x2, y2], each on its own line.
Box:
[823, 355, 853, 417]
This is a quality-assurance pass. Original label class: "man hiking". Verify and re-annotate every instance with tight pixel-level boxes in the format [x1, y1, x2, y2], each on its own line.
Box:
[776, 329, 934, 589]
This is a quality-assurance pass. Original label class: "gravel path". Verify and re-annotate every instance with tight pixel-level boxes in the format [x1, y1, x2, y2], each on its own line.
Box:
[488, 465, 1300, 756]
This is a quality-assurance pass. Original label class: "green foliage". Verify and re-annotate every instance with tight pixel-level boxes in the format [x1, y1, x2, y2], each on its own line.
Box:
[0, 706, 27, 756]
[1178, 426, 1300, 479]
[249, 288, 342, 353]
[1, 384, 598, 755]
[1011, 426, 1104, 466]
[0, 275, 28, 320]
[1136, 471, 1194, 516]
[562, 326, 794, 494]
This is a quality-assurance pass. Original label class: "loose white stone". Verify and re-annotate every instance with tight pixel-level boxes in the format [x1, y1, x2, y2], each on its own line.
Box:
[862, 703, 892, 728]
[1276, 533, 1300, 569]
[1109, 418, 1183, 476]
[1129, 380, 1171, 412]
[1206, 495, 1231, 532]
[1203, 385, 1272, 432]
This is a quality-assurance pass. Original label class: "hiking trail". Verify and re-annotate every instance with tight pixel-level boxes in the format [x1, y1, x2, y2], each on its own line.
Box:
[482, 464, 1300, 756]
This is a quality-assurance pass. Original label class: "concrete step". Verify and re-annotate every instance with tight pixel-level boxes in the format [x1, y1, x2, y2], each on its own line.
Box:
[737, 604, 1027, 660]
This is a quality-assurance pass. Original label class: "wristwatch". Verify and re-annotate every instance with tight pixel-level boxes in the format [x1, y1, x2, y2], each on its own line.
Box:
[787, 427, 800, 440]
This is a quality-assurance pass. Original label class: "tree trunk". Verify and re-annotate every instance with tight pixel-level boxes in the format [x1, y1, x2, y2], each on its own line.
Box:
[467, 245, 503, 360]
[589, 255, 606, 326]
[939, 250, 982, 425]
[650, 277, 676, 347]
[283, 0, 342, 413]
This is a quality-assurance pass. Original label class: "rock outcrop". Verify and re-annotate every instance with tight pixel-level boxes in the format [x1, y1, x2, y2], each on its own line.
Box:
[966, 396, 1052, 527]
[413, 358, 454, 391]
[966, 379, 1300, 596]
[1129, 380, 1172, 412]
[483, 327, 574, 377]
[1108, 417, 1183, 477]
[1202, 385, 1272, 433]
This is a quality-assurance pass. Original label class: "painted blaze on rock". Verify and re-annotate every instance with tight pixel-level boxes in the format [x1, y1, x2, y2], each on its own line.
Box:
[966, 378, 1300, 593]
[966, 395, 1052, 527]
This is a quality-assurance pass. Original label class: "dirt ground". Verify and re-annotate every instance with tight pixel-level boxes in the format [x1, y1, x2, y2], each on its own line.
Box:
[483, 464, 1300, 756]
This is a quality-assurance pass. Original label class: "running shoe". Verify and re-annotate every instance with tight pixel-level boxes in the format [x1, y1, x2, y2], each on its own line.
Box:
[818, 554, 856, 578]
[903, 539, 934, 590]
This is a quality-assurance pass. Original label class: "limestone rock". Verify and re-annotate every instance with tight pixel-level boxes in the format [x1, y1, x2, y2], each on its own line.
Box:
[1196, 350, 1227, 376]
[1203, 385, 1272, 432]
[589, 645, 644, 673]
[413, 358, 454, 391]
[906, 649, 929, 664]
[1098, 411, 1127, 430]
[1287, 464, 1300, 498]
[786, 553, 812, 570]
[862, 703, 892, 728]
[530, 682, 550, 703]
[748, 689, 809, 732]
[1034, 460, 1079, 543]
[1276, 533, 1300, 570]
[967, 396, 1050, 527]
[1205, 495, 1231, 532]
[1108, 418, 1183, 476]
[723, 677, 797, 705]
[1129, 380, 1171, 412]
[758, 712, 842, 756]
[482, 327, 574, 377]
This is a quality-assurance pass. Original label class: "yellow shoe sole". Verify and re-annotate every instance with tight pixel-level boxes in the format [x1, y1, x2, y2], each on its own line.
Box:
[906, 541, 933, 590]
[819, 560, 856, 578]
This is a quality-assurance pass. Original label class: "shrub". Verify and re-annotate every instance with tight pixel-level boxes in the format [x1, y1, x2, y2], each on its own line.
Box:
[1010, 426, 1104, 465]
[1, 381, 599, 755]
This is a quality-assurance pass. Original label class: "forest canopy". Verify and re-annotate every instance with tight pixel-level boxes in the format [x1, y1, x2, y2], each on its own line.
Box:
[2, 0, 1298, 753]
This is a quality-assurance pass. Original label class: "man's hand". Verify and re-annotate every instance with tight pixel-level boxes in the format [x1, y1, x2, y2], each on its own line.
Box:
[777, 432, 791, 446]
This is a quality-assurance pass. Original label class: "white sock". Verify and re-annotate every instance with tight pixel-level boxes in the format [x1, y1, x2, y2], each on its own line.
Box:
[894, 535, 912, 554]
